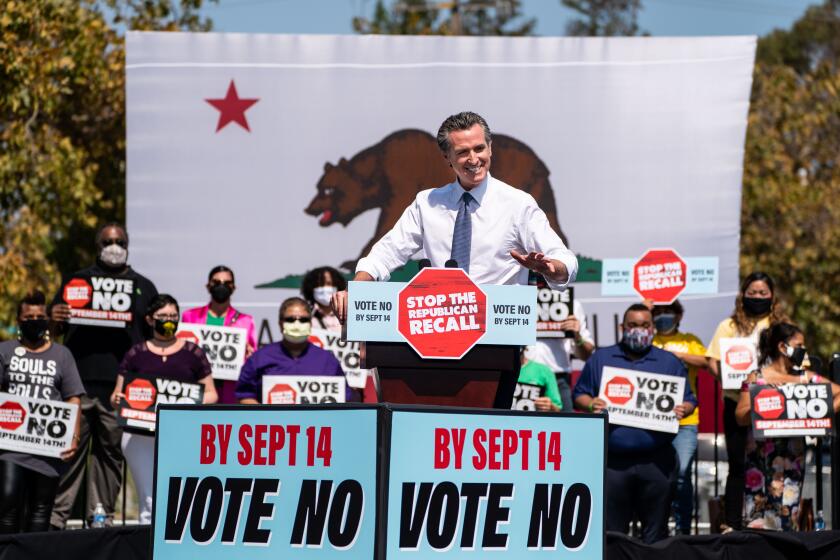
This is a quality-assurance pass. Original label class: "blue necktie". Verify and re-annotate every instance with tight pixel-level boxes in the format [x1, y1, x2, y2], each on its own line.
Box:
[450, 192, 475, 272]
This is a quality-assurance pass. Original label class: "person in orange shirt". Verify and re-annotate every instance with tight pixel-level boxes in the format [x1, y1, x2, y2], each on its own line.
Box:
[650, 299, 707, 534]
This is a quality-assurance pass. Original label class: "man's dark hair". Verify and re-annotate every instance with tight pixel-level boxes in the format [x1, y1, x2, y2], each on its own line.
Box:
[301, 266, 347, 303]
[652, 299, 684, 317]
[436, 111, 492, 153]
[623, 303, 653, 323]
[17, 290, 47, 318]
[146, 294, 180, 318]
[95, 222, 129, 246]
[279, 297, 312, 321]
[208, 265, 235, 284]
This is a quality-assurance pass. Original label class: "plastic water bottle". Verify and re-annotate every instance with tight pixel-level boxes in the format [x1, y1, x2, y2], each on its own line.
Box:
[815, 510, 825, 531]
[92, 503, 107, 528]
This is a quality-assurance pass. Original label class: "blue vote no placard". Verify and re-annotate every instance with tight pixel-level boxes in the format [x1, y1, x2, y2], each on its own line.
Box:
[152, 405, 605, 559]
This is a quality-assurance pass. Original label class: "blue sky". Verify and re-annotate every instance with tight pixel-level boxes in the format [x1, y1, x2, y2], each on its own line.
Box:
[202, 0, 815, 37]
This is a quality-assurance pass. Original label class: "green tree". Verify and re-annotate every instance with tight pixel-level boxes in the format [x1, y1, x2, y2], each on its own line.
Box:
[742, 2, 840, 361]
[561, 0, 643, 36]
[353, 0, 535, 36]
[0, 0, 214, 335]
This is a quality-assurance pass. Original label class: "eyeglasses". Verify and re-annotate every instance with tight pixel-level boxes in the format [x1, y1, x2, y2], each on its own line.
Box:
[153, 314, 179, 321]
[282, 317, 311, 324]
[100, 238, 127, 249]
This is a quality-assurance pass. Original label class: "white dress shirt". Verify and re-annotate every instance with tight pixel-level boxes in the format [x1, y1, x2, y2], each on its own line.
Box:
[525, 299, 594, 373]
[356, 173, 577, 289]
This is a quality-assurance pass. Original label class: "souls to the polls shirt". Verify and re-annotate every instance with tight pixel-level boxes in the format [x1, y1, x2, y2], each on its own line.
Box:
[53, 264, 158, 394]
[0, 340, 86, 477]
[355, 174, 578, 290]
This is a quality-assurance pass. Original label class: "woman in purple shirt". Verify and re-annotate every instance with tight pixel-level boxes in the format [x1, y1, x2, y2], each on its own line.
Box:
[236, 297, 348, 403]
[111, 294, 217, 524]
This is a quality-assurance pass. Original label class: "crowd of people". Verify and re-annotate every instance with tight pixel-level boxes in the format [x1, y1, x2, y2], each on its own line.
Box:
[0, 219, 831, 541]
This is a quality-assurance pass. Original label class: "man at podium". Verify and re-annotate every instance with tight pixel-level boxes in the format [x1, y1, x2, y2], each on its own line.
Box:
[333, 111, 577, 321]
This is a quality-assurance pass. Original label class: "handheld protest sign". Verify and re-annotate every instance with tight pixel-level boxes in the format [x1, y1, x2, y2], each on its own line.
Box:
[0, 392, 79, 458]
[177, 324, 247, 381]
[118, 372, 204, 432]
[0, 394, 78, 457]
[598, 366, 686, 434]
[151, 405, 381, 560]
[385, 406, 606, 559]
[511, 382, 545, 411]
[536, 286, 574, 338]
[62, 274, 136, 328]
[262, 375, 347, 405]
[720, 338, 758, 390]
[750, 383, 835, 439]
[308, 328, 369, 389]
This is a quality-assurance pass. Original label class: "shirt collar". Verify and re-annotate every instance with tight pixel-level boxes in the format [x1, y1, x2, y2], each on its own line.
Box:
[452, 172, 490, 207]
[609, 343, 657, 363]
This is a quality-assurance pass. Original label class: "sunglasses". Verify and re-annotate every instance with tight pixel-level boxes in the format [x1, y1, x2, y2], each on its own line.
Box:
[209, 280, 234, 287]
[282, 317, 311, 324]
[100, 238, 127, 249]
[153, 314, 179, 321]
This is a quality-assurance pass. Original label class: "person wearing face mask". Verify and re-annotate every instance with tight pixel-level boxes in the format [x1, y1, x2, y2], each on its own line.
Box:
[301, 266, 347, 332]
[0, 291, 85, 533]
[110, 294, 218, 524]
[182, 266, 257, 403]
[649, 300, 707, 535]
[572, 303, 696, 544]
[706, 271, 787, 533]
[48, 223, 158, 529]
[235, 297, 350, 404]
[735, 323, 840, 531]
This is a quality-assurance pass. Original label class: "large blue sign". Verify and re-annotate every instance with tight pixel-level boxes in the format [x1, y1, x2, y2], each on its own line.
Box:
[386, 408, 605, 558]
[152, 406, 379, 559]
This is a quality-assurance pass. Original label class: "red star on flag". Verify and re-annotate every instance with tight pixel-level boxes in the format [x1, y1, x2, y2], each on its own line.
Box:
[205, 80, 259, 132]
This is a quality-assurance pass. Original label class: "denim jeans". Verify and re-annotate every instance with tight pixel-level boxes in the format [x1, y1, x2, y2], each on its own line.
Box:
[671, 424, 698, 533]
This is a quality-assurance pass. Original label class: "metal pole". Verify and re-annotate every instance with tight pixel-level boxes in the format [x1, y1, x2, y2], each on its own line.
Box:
[693, 446, 699, 534]
[122, 460, 127, 525]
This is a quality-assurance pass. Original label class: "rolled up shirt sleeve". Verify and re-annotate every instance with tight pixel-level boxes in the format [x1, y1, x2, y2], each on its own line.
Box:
[356, 197, 424, 281]
[519, 200, 577, 290]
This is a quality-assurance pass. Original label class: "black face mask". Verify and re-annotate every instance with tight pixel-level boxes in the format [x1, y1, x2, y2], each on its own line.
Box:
[210, 283, 232, 304]
[19, 319, 49, 343]
[786, 345, 808, 369]
[742, 296, 772, 317]
[154, 319, 178, 338]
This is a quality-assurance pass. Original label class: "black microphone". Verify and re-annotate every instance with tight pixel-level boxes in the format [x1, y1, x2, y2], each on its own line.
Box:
[445, 259, 458, 268]
[418, 259, 431, 270]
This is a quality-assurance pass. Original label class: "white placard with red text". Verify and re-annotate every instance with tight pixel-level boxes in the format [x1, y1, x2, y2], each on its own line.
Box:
[598, 366, 685, 434]
[720, 337, 758, 390]
[176, 324, 248, 381]
[0, 392, 78, 458]
[262, 375, 346, 405]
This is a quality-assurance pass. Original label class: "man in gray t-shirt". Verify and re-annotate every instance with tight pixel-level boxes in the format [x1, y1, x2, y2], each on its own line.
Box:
[0, 340, 86, 478]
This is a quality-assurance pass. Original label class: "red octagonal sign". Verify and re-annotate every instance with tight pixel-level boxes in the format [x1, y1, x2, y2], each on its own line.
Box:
[604, 376, 635, 405]
[753, 388, 785, 420]
[633, 248, 687, 304]
[398, 268, 487, 359]
[267, 384, 297, 405]
[0, 401, 26, 431]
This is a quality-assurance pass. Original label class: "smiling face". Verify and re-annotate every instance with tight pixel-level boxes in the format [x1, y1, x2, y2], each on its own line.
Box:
[444, 124, 492, 190]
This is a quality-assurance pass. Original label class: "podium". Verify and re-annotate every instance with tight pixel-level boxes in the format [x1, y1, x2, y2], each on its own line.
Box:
[348, 267, 536, 410]
[363, 341, 520, 409]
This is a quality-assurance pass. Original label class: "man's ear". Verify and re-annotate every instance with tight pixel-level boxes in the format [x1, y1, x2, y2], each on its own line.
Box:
[443, 153, 452, 168]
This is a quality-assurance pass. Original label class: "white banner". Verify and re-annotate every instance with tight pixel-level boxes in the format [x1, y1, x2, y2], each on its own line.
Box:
[0, 392, 78, 458]
[598, 366, 686, 433]
[720, 337, 758, 390]
[176, 324, 248, 381]
[126, 33, 755, 356]
[262, 375, 347, 404]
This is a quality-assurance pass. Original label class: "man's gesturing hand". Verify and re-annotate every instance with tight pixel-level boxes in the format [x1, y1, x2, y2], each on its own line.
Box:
[510, 250, 568, 283]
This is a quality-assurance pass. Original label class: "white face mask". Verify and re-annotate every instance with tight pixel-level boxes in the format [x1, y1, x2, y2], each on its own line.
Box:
[313, 286, 337, 307]
[100, 244, 128, 267]
[282, 321, 311, 344]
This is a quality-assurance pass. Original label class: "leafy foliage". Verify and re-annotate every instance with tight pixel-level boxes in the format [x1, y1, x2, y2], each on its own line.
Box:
[0, 0, 213, 335]
[353, 0, 535, 36]
[561, 0, 643, 36]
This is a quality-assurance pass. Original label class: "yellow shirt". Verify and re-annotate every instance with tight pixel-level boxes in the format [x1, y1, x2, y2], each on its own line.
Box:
[653, 331, 707, 426]
[706, 316, 771, 401]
